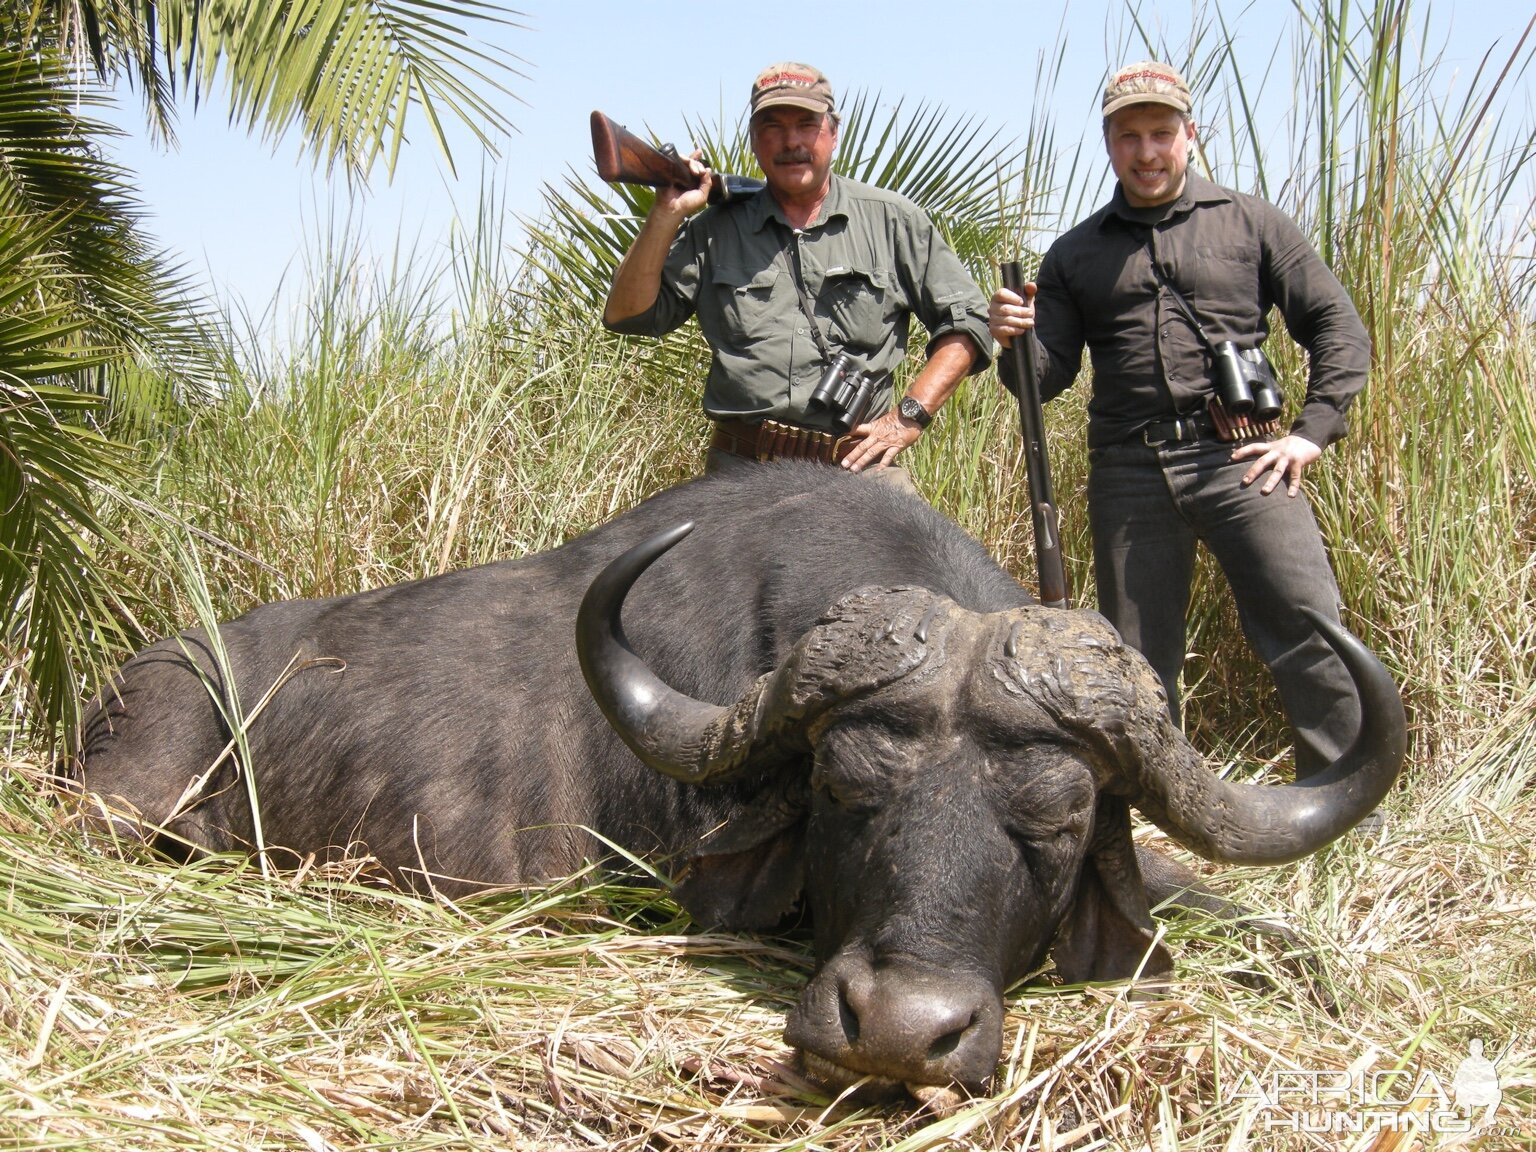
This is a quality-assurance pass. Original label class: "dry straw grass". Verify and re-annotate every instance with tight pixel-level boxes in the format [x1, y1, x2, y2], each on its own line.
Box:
[3, 744, 1533, 1150]
[5, 1, 1536, 1148]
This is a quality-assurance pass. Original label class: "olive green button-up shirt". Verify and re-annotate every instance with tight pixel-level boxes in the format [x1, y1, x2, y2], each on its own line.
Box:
[605, 175, 992, 431]
[1029, 172, 1369, 450]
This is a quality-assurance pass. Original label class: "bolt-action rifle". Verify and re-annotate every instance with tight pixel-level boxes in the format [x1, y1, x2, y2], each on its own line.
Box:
[590, 111, 765, 204]
[999, 260, 1070, 609]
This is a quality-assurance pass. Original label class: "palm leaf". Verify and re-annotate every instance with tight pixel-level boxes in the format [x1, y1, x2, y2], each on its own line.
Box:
[20, 1, 182, 144]
[0, 195, 136, 732]
[0, 2, 528, 732]
[28, 1, 526, 178]
[833, 93, 1022, 280]
[153, 0, 526, 179]
[0, 35, 222, 411]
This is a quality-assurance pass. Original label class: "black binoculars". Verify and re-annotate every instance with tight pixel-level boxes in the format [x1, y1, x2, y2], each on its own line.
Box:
[1211, 341, 1283, 422]
[807, 353, 878, 433]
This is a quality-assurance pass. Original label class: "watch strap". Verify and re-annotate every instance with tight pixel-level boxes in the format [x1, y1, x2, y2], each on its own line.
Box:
[899, 396, 932, 427]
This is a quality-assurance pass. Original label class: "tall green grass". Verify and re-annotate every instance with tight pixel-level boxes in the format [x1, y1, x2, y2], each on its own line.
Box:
[2, 2, 1533, 1149]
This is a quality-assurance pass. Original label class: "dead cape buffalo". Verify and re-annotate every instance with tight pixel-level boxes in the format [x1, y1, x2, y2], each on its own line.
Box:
[72, 463, 1404, 1097]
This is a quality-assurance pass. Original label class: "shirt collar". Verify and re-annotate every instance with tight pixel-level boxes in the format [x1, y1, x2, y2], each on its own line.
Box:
[747, 173, 850, 232]
[1102, 170, 1232, 228]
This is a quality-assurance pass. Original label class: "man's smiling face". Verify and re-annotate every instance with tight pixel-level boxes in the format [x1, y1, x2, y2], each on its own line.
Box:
[1105, 104, 1196, 208]
[750, 107, 838, 206]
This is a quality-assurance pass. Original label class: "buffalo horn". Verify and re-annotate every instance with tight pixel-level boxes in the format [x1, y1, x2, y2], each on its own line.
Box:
[1133, 608, 1406, 864]
[575, 523, 801, 784]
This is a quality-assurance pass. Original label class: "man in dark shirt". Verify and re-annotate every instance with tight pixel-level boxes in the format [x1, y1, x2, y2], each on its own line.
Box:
[604, 62, 991, 478]
[989, 61, 1371, 780]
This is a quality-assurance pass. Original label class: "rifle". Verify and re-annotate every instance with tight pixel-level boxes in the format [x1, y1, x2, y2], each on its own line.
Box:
[999, 260, 1070, 609]
[590, 111, 765, 205]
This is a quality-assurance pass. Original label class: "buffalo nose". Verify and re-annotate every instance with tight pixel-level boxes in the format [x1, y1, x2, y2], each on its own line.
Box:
[787, 957, 1003, 1088]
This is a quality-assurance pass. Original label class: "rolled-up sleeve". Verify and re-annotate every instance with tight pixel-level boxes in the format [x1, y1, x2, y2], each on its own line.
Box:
[602, 220, 706, 338]
[920, 268, 994, 375]
[901, 213, 993, 375]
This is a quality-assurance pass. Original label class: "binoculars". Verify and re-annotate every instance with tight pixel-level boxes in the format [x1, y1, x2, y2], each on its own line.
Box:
[1212, 341, 1283, 422]
[807, 353, 879, 433]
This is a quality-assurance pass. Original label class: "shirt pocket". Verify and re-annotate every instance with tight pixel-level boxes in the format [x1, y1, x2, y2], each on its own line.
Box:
[1188, 243, 1259, 304]
[712, 264, 782, 343]
[821, 264, 891, 351]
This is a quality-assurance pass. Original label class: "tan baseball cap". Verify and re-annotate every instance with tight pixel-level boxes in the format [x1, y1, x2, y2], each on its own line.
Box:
[1102, 61, 1193, 117]
[750, 62, 836, 116]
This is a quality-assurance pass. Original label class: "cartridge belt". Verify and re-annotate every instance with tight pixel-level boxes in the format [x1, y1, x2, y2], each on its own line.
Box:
[710, 417, 856, 464]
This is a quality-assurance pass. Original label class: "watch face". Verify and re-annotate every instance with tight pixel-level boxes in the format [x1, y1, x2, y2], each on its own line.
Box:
[900, 397, 930, 426]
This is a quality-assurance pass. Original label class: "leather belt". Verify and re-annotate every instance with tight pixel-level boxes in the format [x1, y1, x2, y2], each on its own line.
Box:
[1141, 410, 1217, 445]
[710, 417, 855, 464]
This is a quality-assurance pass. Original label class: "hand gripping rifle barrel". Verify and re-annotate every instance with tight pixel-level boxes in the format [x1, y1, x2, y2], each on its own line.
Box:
[1000, 261, 1069, 609]
[590, 111, 765, 205]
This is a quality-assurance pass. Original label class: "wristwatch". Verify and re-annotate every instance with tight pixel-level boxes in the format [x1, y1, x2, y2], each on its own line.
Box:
[898, 395, 933, 428]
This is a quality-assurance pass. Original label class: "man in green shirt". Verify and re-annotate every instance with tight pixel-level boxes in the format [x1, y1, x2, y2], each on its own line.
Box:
[603, 62, 992, 476]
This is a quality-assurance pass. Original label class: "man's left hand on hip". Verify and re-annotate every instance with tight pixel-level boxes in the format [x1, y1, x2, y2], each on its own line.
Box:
[1231, 434, 1323, 496]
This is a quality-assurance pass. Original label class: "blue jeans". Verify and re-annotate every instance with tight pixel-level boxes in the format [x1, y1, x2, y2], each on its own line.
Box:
[1087, 435, 1359, 778]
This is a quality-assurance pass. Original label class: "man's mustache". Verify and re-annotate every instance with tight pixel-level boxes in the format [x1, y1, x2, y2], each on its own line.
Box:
[773, 150, 815, 165]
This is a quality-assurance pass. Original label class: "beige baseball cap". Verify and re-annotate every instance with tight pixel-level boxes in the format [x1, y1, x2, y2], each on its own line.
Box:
[1102, 61, 1193, 117]
[750, 62, 836, 116]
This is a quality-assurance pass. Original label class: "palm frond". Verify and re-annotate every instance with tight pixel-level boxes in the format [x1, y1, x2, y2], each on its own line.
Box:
[0, 36, 223, 410]
[19, 2, 526, 178]
[834, 94, 1023, 279]
[0, 197, 137, 732]
[153, 0, 528, 179]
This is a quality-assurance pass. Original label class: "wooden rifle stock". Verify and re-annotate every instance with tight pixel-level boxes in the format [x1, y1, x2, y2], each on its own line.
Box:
[1000, 260, 1070, 609]
[590, 111, 765, 205]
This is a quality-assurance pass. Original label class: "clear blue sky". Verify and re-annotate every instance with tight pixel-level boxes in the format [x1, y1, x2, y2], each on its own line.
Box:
[102, 1, 1531, 321]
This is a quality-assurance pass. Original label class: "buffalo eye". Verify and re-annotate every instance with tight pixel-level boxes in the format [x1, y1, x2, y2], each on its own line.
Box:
[809, 735, 886, 816]
[812, 769, 880, 815]
[997, 751, 1096, 846]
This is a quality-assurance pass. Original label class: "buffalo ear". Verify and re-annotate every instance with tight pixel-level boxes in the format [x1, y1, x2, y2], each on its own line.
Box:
[1049, 796, 1175, 985]
[668, 780, 808, 931]
[671, 823, 804, 931]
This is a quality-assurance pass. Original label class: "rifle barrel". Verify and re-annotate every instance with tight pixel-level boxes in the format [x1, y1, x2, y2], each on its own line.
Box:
[1000, 260, 1069, 609]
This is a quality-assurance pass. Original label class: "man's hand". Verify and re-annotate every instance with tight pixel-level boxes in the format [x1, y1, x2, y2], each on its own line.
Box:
[840, 408, 922, 472]
[1230, 434, 1322, 496]
[650, 150, 713, 222]
[988, 284, 1036, 348]
[836, 334, 977, 472]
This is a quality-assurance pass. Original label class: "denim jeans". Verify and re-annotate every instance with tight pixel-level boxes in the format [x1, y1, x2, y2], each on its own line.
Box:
[1086, 435, 1360, 779]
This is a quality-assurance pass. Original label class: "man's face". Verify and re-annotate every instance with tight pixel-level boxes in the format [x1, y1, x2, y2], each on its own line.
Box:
[750, 107, 838, 203]
[1105, 104, 1196, 207]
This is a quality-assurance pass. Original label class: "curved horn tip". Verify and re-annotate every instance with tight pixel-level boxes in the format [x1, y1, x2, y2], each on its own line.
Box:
[578, 521, 748, 783]
[624, 521, 696, 573]
[1141, 605, 1407, 866]
[1297, 605, 1357, 651]
[1297, 606, 1407, 746]
[1296, 606, 1382, 671]
[579, 522, 696, 623]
